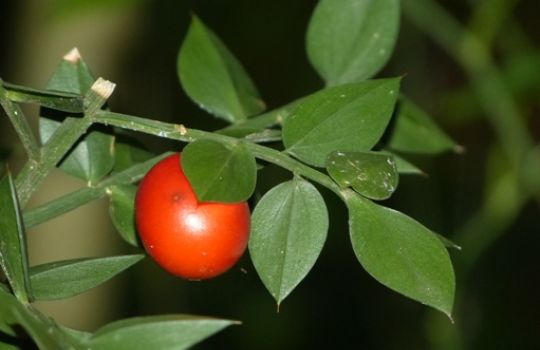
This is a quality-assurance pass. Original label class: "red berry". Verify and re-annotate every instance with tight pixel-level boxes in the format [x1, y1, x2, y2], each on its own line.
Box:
[135, 153, 250, 280]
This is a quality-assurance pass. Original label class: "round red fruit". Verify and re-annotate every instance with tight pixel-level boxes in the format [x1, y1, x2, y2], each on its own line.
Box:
[135, 153, 250, 280]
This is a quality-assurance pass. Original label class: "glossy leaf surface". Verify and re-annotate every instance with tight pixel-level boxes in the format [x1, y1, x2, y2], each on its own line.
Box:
[283, 79, 400, 167]
[327, 151, 398, 200]
[307, 0, 400, 85]
[181, 140, 257, 202]
[347, 193, 455, 317]
[178, 16, 265, 123]
[249, 178, 328, 305]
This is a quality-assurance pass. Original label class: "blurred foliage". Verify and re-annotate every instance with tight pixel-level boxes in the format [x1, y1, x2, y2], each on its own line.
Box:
[1, 0, 539, 349]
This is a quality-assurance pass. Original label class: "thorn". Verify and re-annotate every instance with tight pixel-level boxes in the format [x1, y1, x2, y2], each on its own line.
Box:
[63, 47, 81, 63]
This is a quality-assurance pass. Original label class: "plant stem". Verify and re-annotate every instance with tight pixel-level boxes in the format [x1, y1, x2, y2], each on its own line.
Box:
[95, 111, 344, 198]
[0, 81, 40, 162]
[15, 78, 115, 208]
[23, 152, 168, 228]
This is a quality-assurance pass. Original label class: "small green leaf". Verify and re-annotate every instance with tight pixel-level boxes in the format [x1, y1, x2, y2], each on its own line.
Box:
[389, 98, 460, 154]
[181, 140, 257, 202]
[90, 315, 237, 350]
[307, 0, 400, 85]
[41, 119, 115, 183]
[178, 16, 265, 123]
[112, 139, 154, 173]
[0, 172, 31, 303]
[1, 81, 84, 113]
[46, 48, 95, 95]
[39, 49, 114, 184]
[283, 78, 400, 167]
[249, 178, 328, 305]
[327, 151, 398, 200]
[30, 255, 144, 300]
[108, 185, 140, 247]
[347, 193, 455, 317]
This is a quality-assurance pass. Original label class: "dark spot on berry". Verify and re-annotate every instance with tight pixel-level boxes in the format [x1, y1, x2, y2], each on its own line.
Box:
[172, 192, 183, 202]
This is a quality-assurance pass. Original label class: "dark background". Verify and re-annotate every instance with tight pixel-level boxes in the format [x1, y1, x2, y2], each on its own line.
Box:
[1, 0, 539, 349]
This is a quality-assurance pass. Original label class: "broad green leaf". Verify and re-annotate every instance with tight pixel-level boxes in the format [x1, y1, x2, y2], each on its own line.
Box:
[327, 151, 398, 200]
[347, 193, 455, 317]
[181, 140, 257, 202]
[108, 185, 140, 247]
[1, 80, 83, 113]
[178, 16, 265, 123]
[30, 255, 144, 300]
[307, 0, 400, 85]
[112, 139, 154, 173]
[389, 98, 460, 154]
[0, 172, 31, 303]
[249, 178, 328, 305]
[90, 315, 237, 350]
[283, 78, 400, 167]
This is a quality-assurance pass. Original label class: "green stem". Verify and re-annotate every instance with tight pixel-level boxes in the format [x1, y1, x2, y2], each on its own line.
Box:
[216, 95, 303, 137]
[23, 152, 168, 228]
[95, 111, 343, 198]
[15, 78, 115, 208]
[0, 81, 40, 161]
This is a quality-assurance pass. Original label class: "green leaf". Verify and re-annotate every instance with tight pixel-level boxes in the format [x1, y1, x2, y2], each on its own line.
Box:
[112, 139, 154, 173]
[1, 81, 84, 113]
[0, 288, 73, 349]
[283, 78, 400, 167]
[29, 255, 144, 300]
[46, 48, 95, 95]
[307, 0, 400, 85]
[108, 185, 140, 247]
[178, 16, 265, 123]
[327, 151, 398, 200]
[39, 49, 114, 184]
[58, 325, 92, 347]
[181, 140, 257, 202]
[0, 172, 31, 303]
[249, 178, 328, 305]
[382, 150, 425, 175]
[90, 315, 237, 350]
[347, 193, 455, 317]
[389, 98, 460, 154]
[40, 119, 115, 184]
